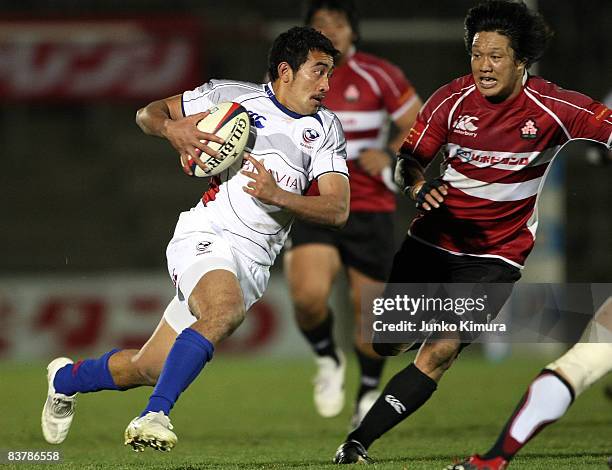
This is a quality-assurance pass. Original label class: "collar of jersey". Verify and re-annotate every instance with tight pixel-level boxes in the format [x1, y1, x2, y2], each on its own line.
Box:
[265, 83, 318, 120]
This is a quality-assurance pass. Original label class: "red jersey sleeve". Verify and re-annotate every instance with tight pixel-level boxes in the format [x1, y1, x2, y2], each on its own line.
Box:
[528, 80, 612, 149]
[373, 59, 418, 120]
[399, 80, 460, 166]
[564, 97, 612, 148]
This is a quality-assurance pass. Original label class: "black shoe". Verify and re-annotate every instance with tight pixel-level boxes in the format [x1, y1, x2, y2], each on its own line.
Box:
[333, 440, 371, 464]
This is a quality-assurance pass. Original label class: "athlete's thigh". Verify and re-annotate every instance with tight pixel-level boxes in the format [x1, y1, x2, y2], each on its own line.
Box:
[189, 268, 245, 320]
[284, 243, 342, 299]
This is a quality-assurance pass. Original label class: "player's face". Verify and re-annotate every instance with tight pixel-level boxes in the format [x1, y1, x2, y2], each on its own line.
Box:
[284, 50, 334, 115]
[471, 31, 526, 102]
[310, 8, 354, 60]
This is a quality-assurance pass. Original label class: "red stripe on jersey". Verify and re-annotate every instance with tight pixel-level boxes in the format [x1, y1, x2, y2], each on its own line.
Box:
[449, 158, 549, 184]
[443, 186, 536, 217]
[344, 129, 380, 140]
[347, 161, 396, 212]
[202, 176, 222, 205]
[411, 185, 537, 266]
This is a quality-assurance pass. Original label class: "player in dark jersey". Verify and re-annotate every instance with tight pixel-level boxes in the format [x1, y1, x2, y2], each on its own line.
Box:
[284, 0, 422, 426]
[333, 0, 612, 465]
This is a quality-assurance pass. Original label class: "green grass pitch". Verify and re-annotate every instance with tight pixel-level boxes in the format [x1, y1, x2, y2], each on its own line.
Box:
[1, 352, 610, 469]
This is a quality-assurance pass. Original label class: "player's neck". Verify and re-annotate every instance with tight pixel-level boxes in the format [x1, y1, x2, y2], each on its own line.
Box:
[337, 45, 356, 67]
[270, 81, 308, 116]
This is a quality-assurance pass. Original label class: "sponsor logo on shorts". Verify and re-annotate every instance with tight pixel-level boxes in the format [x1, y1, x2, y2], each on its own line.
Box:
[196, 241, 213, 255]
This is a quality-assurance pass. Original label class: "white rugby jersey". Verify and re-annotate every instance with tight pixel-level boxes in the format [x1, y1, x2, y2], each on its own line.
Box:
[181, 79, 348, 266]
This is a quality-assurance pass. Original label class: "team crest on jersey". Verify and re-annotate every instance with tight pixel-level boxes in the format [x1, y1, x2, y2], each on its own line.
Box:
[301, 128, 320, 149]
[520, 119, 539, 139]
[344, 84, 360, 102]
[452, 115, 479, 137]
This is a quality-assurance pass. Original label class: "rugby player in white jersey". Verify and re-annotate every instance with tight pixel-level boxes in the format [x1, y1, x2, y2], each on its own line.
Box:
[41, 26, 349, 452]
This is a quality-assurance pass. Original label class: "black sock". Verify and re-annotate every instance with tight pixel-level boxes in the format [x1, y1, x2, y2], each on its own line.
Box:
[348, 363, 437, 449]
[355, 347, 386, 400]
[299, 311, 339, 365]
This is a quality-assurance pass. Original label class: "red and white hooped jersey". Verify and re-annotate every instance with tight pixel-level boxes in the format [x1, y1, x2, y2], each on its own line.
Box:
[308, 48, 419, 212]
[402, 73, 612, 268]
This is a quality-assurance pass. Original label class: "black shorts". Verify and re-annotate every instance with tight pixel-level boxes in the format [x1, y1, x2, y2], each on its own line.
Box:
[388, 236, 522, 284]
[373, 236, 522, 352]
[288, 211, 395, 281]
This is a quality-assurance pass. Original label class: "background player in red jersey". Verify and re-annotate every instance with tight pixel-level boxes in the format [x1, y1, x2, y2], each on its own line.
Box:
[333, 0, 612, 464]
[284, 0, 422, 426]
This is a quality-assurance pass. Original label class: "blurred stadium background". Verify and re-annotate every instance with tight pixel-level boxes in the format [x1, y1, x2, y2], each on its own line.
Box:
[0, 1, 610, 468]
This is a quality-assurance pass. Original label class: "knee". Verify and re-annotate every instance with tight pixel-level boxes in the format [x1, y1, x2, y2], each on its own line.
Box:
[223, 306, 246, 336]
[291, 285, 330, 322]
[418, 342, 460, 374]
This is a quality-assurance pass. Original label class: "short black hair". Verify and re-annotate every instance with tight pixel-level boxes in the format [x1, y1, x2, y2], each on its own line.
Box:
[464, 0, 554, 68]
[267, 26, 339, 81]
[303, 0, 360, 43]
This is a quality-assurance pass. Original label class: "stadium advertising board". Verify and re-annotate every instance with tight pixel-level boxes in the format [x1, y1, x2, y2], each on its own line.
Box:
[0, 17, 201, 101]
[0, 275, 311, 359]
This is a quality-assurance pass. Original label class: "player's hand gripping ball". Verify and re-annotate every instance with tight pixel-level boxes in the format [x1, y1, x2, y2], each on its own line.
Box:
[187, 102, 251, 177]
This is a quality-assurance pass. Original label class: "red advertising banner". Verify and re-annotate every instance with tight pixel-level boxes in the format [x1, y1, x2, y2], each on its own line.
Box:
[0, 16, 202, 101]
[0, 274, 310, 359]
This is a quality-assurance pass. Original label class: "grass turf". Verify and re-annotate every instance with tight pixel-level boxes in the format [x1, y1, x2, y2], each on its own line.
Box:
[0, 351, 610, 469]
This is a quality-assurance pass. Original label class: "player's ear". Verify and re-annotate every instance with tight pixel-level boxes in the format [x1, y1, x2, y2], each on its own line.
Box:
[278, 62, 293, 83]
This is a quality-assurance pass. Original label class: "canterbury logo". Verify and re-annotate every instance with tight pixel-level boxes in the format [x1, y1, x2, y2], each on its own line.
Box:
[384, 394, 406, 414]
[452, 115, 479, 132]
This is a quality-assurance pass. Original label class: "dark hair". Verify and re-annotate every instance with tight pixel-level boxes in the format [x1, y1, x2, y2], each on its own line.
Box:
[303, 0, 360, 43]
[464, 0, 554, 68]
[267, 26, 339, 81]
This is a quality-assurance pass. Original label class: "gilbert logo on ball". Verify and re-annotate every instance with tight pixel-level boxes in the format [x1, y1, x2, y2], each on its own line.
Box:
[189, 102, 251, 177]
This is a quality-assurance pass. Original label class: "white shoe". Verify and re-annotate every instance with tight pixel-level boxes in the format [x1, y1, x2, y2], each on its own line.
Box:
[350, 389, 381, 430]
[41, 357, 77, 444]
[124, 411, 177, 452]
[313, 349, 346, 417]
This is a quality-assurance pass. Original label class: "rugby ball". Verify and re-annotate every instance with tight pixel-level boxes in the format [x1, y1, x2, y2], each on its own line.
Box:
[188, 102, 251, 177]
